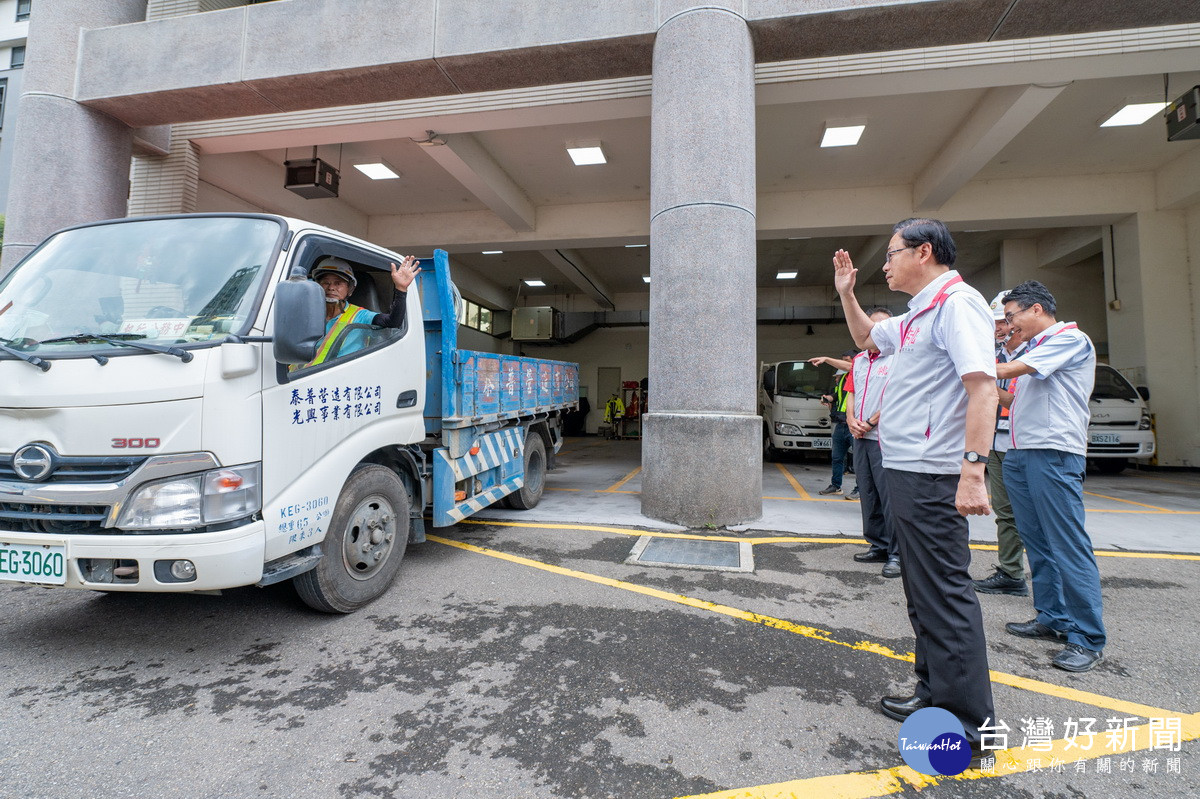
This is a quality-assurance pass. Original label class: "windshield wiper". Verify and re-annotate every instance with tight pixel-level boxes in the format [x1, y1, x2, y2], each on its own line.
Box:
[0, 339, 51, 371]
[37, 334, 194, 363]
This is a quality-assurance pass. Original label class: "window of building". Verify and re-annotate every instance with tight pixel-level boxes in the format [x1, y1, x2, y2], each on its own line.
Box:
[16, 1, 31, 22]
[0, 79, 7, 129]
[10, 46, 25, 69]
[458, 298, 495, 335]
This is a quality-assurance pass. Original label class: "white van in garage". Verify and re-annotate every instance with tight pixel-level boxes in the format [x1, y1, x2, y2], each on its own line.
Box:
[1088, 364, 1155, 474]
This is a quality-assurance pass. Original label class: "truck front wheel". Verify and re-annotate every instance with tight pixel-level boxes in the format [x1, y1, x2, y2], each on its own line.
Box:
[504, 431, 546, 510]
[294, 464, 409, 613]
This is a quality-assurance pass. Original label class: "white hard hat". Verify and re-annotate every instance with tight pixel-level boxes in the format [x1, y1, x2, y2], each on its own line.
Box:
[310, 257, 357, 290]
[989, 290, 1011, 321]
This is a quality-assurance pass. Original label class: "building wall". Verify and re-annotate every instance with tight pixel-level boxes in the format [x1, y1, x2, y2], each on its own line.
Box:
[0, 0, 28, 214]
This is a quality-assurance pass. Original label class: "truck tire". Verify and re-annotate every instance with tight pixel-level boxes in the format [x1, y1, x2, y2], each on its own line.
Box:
[763, 427, 779, 463]
[1095, 457, 1127, 475]
[294, 464, 409, 613]
[504, 431, 546, 510]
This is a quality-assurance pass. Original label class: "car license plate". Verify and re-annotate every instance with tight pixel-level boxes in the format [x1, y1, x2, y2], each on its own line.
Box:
[812, 437, 832, 448]
[0, 541, 67, 585]
[1090, 433, 1121, 445]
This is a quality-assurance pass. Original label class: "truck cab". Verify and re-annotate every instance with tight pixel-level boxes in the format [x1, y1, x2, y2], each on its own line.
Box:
[1087, 364, 1155, 474]
[0, 214, 577, 611]
[759, 359, 836, 461]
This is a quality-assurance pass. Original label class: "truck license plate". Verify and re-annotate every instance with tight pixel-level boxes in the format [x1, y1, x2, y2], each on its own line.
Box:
[1090, 433, 1121, 445]
[0, 541, 67, 585]
[812, 437, 832, 448]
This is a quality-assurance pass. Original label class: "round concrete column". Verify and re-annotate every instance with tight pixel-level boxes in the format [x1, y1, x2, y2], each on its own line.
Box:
[0, 1, 146, 276]
[641, 4, 760, 527]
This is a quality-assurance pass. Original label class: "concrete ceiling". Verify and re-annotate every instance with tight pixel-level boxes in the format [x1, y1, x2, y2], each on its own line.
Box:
[198, 65, 1198, 307]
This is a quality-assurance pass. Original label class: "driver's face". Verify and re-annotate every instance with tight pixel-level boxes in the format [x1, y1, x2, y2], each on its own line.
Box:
[316, 274, 351, 303]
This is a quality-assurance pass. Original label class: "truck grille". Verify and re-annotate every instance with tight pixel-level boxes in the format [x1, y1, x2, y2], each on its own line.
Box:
[0, 455, 146, 483]
[0, 502, 110, 533]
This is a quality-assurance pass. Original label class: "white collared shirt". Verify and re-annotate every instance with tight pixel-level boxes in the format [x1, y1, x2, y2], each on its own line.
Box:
[994, 340, 1027, 453]
[1009, 321, 1095, 455]
[870, 270, 997, 474]
[847, 350, 891, 441]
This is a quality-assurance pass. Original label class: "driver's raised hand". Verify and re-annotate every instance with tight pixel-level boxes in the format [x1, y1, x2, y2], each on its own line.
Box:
[390, 256, 420, 292]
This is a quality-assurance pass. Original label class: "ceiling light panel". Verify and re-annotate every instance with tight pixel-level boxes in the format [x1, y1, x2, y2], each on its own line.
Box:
[776, 271, 798, 279]
[820, 124, 866, 148]
[524, 279, 546, 287]
[1100, 102, 1167, 127]
[567, 142, 607, 165]
[352, 162, 400, 180]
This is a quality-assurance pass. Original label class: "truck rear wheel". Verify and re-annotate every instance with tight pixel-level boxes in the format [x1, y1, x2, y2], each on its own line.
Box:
[504, 431, 546, 510]
[294, 464, 409, 613]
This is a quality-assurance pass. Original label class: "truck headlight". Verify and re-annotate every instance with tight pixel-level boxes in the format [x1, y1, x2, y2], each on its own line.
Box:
[774, 423, 802, 436]
[1138, 411, 1152, 431]
[118, 463, 262, 530]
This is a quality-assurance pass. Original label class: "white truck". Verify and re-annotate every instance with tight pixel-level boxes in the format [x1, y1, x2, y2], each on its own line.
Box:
[1087, 364, 1155, 474]
[759, 359, 837, 461]
[0, 213, 578, 612]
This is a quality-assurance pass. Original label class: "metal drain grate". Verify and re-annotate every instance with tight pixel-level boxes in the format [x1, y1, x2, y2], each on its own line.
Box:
[626, 536, 754, 573]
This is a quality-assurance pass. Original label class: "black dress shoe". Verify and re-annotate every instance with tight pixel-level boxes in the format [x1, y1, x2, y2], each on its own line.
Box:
[854, 549, 889, 563]
[1005, 619, 1068, 641]
[880, 694, 930, 721]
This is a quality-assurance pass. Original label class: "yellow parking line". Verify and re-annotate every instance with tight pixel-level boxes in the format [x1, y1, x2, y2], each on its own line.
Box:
[1083, 490, 1171, 512]
[774, 463, 813, 500]
[454, 519, 1200, 561]
[679, 713, 1200, 799]
[428, 533, 1191, 722]
[599, 466, 642, 493]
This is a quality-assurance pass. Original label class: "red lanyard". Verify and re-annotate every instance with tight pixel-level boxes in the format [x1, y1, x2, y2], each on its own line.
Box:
[1029, 323, 1077, 350]
[898, 275, 963, 344]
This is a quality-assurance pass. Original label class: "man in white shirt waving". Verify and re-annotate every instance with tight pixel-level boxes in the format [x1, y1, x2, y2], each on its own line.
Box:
[833, 218, 996, 753]
[996, 281, 1105, 673]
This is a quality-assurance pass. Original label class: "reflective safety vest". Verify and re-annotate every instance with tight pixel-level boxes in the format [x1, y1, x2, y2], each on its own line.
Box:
[291, 303, 367, 372]
[604, 395, 625, 423]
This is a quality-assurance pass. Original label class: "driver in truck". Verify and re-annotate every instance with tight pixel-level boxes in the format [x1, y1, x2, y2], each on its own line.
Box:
[299, 255, 421, 368]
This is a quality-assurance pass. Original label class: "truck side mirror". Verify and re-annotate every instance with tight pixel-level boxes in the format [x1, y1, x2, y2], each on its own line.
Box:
[1137, 385, 1150, 402]
[762, 368, 776, 395]
[273, 279, 325, 364]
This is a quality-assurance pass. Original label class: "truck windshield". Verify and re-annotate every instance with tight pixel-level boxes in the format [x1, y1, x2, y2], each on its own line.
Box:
[775, 361, 834, 399]
[1093, 364, 1138, 401]
[0, 216, 282, 358]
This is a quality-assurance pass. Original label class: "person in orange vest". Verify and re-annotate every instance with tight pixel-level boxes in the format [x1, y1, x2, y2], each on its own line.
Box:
[298, 255, 419, 369]
[971, 290, 1030, 597]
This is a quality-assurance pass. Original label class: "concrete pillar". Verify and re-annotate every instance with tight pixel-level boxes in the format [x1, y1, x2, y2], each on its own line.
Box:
[1107, 211, 1200, 467]
[642, 3, 760, 527]
[0, 0, 146, 276]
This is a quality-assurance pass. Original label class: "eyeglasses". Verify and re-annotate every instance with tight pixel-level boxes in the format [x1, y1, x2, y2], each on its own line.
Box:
[1004, 306, 1031, 324]
[884, 245, 917, 264]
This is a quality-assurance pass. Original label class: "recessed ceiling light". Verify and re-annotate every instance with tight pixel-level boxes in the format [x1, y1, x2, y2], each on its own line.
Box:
[776, 271, 798, 280]
[352, 161, 400, 180]
[642, 275, 651, 283]
[523, 279, 546, 287]
[821, 124, 866, 148]
[566, 142, 606, 166]
[1100, 102, 1167, 127]
[625, 244, 648, 248]
[482, 250, 503, 255]
[787, 237, 811, 240]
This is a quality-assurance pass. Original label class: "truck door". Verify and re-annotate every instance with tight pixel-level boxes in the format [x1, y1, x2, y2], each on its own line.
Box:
[260, 235, 425, 562]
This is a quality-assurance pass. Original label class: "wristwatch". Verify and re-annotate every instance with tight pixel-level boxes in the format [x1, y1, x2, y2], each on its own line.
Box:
[963, 451, 986, 463]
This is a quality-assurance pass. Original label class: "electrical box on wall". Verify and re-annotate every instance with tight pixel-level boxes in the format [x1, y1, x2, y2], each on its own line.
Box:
[1166, 86, 1200, 141]
[512, 307, 562, 341]
[285, 158, 340, 199]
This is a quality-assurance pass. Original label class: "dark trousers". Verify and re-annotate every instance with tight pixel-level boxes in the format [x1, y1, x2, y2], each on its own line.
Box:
[853, 437, 896, 558]
[830, 421, 853, 488]
[1004, 449, 1106, 651]
[885, 469, 995, 745]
